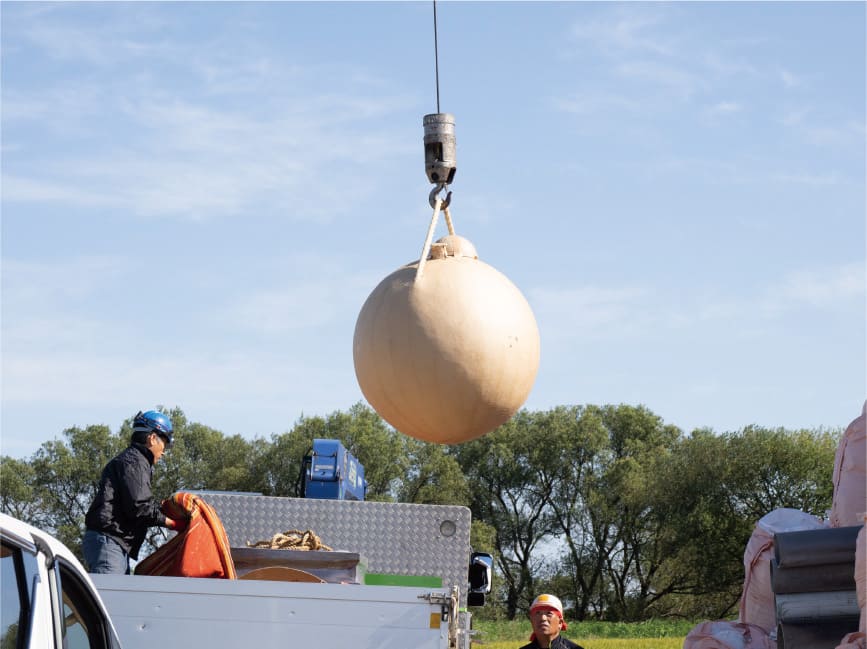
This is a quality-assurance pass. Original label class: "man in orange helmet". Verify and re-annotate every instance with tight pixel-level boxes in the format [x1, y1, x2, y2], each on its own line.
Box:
[520, 594, 584, 649]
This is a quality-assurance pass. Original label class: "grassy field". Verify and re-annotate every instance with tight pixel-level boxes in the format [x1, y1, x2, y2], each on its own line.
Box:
[472, 619, 692, 649]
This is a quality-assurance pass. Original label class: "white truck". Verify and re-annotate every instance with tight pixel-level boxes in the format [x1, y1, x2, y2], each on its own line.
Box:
[0, 511, 123, 649]
[2, 493, 492, 649]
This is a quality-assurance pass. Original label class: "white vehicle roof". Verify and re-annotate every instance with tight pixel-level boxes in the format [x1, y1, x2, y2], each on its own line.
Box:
[0, 511, 123, 646]
[1, 511, 85, 568]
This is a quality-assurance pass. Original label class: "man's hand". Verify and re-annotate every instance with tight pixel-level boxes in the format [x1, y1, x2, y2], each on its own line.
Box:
[165, 517, 189, 532]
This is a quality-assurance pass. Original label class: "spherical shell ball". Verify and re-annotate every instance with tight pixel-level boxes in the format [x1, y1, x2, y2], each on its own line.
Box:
[353, 236, 540, 444]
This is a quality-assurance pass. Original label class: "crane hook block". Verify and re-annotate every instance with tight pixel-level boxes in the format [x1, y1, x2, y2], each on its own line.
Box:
[423, 113, 457, 185]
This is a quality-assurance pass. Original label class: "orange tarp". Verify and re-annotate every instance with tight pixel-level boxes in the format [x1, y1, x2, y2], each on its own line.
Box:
[135, 492, 237, 579]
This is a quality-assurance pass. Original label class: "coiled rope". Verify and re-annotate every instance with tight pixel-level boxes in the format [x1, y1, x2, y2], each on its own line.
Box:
[247, 529, 333, 551]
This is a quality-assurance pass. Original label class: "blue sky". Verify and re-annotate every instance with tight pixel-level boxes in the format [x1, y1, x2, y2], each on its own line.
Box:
[2, 1, 864, 459]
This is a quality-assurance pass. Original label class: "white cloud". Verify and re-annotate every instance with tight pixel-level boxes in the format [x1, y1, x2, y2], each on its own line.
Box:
[529, 285, 653, 340]
[1, 174, 119, 208]
[1, 257, 137, 364]
[779, 107, 864, 151]
[615, 60, 704, 99]
[1, 86, 104, 125]
[229, 273, 373, 336]
[4, 91, 415, 222]
[16, 5, 176, 66]
[2, 256, 127, 303]
[701, 51, 759, 79]
[801, 121, 866, 149]
[779, 67, 802, 88]
[693, 263, 866, 324]
[3, 7, 419, 223]
[448, 190, 518, 227]
[705, 101, 743, 117]
[22, 22, 121, 65]
[0, 348, 349, 408]
[232, 286, 339, 334]
[528, 262, 865, 345]
[771, 171, 842, 186]
[775, 262, 866, 308]
[641, 155, 753, 186]
[552, 92, 641, 117]
[781, 107, 811, 127]
[570, 8, 674, 57]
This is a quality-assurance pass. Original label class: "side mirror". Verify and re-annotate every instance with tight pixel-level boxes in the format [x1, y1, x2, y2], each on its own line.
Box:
[467, 552, 493, 606]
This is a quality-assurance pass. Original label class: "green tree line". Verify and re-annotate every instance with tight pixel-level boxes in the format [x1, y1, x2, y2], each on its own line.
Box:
[0, 402, 839, 622]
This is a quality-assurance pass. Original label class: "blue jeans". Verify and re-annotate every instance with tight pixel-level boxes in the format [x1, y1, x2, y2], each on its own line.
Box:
[82, 529, 130, 574]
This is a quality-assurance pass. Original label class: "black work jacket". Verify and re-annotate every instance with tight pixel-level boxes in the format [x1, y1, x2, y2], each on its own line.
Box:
[519, 636, 584, 649]
[85, 443, 166, 559]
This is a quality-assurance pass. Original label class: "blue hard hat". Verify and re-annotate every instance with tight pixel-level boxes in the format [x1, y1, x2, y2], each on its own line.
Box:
[133, 410, 174, 447]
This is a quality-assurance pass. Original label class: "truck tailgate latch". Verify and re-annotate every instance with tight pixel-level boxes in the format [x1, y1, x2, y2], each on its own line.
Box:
[419, 591, 451, 621]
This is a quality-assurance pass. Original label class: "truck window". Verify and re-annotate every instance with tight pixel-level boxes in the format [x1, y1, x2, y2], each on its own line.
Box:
[1, 540, 37, 649]
[56, 563, 107, 649]
[57, 562, 112, 649]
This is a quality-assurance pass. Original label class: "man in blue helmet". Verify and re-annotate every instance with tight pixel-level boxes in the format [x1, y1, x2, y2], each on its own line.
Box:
[83, 410, 187, 574]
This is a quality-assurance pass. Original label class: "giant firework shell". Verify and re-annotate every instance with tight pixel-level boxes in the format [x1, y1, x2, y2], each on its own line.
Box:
[353, 235, 540, 444]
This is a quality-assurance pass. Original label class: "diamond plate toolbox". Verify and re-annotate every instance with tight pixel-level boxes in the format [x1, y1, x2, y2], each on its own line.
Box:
[200, 493, 472, 603]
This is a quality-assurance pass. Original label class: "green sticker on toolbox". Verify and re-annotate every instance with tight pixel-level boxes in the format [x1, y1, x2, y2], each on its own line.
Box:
[364, 573, 442, 587]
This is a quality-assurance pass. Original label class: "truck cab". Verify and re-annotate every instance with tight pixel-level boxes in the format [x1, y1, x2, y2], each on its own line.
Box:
[0, 512, 123, 649]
